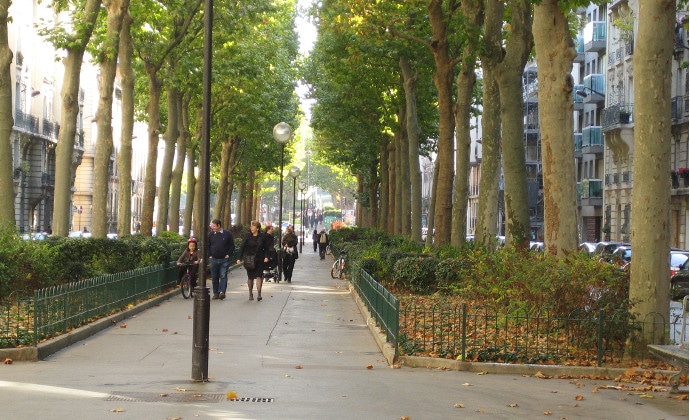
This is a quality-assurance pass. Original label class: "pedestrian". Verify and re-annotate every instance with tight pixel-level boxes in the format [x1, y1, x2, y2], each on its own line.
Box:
[176, 237, 200, 289]
[312, 229, 318, 253]
[237, 221, 268, 301]
[282, 225, 299, 283]
[207, 219, 235, 300]
[318, 228, 329, 260]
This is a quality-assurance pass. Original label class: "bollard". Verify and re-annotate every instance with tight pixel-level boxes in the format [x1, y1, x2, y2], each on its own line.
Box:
[191, 285, 210, 382]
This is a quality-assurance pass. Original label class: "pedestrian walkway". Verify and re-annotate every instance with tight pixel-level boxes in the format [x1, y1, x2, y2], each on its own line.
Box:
[0, 245, 686, 419]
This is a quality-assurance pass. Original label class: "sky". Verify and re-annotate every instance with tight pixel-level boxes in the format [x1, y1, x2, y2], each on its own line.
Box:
[295, 0, 317, 121]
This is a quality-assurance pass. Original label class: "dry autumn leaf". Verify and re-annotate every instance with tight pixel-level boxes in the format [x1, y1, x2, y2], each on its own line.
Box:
[110, 408, 125, 412]
[543, 411, 552, 415]
[462, 382, 472, 386]
[366, 365, 373, 370]
[162, 328, 168, 332]
[507, 403, 519, 407]
[454, 403, 465, 408]
[226, 391, 237, 400]
[3, 358, 12, 364]
[295, 365, 303, 369]
[575, 395, 584, 401]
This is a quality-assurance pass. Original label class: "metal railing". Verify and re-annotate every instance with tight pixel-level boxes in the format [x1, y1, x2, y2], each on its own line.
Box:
[350, 267, 399, 355]
[0, 263, 176, 348]
[349, 267, 685, 366]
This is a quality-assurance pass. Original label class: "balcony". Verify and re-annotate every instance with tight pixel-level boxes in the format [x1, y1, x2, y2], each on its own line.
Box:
[581, 126, 603, 155]
[671, 95, 688, 122]
[574, 133, 583, 158]
[14, 110, 39, 134]
[573, 84, 584, 111]
[578, 178, 603, 207]
[602, 103, 634, 131]
[42, 119, 60, 141]
[581, 74, 605, 105]
[574, 36, 585, 63]
[583, 21, 606, 52]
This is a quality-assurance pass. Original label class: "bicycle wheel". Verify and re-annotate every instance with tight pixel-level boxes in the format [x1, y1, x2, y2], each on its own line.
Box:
[338, 260, 345, 279]
[330, 262, 340, 279]
[181, 275, 193, 299]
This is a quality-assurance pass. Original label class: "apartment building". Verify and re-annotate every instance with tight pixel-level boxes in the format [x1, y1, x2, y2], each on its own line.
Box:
[9, 1, 149, 236]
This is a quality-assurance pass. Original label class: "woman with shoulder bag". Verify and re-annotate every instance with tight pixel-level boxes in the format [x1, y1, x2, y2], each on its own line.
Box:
[282, 225, 299, 283]
[237, 221, 268, 301]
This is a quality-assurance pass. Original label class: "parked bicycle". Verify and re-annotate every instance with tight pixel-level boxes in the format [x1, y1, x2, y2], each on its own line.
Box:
[179, 262, 195, 299]
[331, 251, 347, 279]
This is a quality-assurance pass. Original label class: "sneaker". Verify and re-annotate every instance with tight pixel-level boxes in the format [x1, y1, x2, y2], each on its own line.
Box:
[219, 292, 226, 300]
[212, 294, 219, 300]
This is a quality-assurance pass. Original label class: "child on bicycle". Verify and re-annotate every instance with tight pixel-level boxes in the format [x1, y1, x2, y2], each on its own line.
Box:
[177, 237, 200, 289]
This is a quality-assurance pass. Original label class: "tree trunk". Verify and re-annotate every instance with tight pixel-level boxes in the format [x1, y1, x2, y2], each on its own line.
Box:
[0, 0, 14, 224]
[630, 0, 674, 341]
[368, 161, 378, 228]
[156, 88, 181, 233]
[183, 147, 196, 237]
[169, 93, 189, 234]
[425, 158, 440, 248]
[117, 10, 134, 238]
[93, 0, 128, 238]
[379, 136, 390, 231]
[52, 0, 102, 237]
[140, 63, 162, 236]
[428, 0, 455, 246]
[476, 67, 501, 246]
[533, 0, 579, 256]
[387, 141, 396, 233]
[394, 109, 404, 234]
[452, 64, 475, 246]
[214, 136, 233, 220]
[477, 0, 504, 246]
[496, 0, 532, 248]
[400, 56, 423, 242]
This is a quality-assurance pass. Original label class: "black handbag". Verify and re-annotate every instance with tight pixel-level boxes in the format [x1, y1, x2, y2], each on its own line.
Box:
[243, 255, 256, 269]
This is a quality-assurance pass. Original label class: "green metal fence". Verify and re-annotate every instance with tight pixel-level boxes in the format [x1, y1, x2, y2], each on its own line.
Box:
[348, 266, 685, 366]
[32, 262, 176, 345]
[350, 266, 399, 355]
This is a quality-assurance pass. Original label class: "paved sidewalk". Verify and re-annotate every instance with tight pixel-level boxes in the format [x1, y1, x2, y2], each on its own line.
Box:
[0, 246, 687, 419]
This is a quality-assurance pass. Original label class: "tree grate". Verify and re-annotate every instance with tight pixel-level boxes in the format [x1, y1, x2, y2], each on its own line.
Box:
[105, 392, 227, 403]
[229, 397, 275, 403]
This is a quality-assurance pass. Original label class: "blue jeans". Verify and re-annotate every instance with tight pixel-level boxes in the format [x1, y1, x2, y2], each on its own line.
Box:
[209, 257, 231, 295]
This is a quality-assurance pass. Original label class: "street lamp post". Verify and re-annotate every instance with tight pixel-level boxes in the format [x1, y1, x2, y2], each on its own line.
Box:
[298, 180, 306, 253]
[289, 165, 300, 237]
[273, 122, 292, 282]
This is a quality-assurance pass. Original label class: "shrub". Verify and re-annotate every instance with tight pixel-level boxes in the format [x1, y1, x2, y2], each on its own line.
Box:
[392, 255, 439, 293]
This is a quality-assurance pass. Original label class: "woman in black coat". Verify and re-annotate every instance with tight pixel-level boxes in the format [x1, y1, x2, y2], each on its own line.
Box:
[237, 221, 268, 301]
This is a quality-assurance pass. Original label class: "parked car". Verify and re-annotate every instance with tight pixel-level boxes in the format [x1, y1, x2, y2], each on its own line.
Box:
[593, 241, 629, 263]
[610, 245, 632, 270]
[578, 242, 597, 255]
[529, 241, 543, 251]
[671, 258, 688, 300]
[670, 250, 689, 277]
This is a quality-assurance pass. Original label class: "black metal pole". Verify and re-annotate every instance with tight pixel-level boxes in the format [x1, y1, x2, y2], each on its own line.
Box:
[299, 190, 304, 253]
[277, 145, 284, 282]
[292, 177, 297, 230]
[192, 0, 212, 382]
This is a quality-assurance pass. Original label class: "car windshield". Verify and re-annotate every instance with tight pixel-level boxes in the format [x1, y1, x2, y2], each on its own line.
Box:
[671, 253, 689, 268]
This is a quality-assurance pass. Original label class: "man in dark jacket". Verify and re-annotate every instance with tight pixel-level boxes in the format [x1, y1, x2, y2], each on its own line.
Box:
[207, 219, 234, 300]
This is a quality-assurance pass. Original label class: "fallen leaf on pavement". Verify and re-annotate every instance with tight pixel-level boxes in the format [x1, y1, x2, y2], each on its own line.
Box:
[162, 328, 168, 332]
[366, 365, 373, 370]
[543, 411, 552, 415]
[507, 403, 519, 407]
[3, 358, 12, 364]
[462, 382, 472, 386]
[575, 395, 584, 401]
[476, 371, 487, 375]
[174, 387, 186, 392]
[534, 371, 550, 379]
[226, 391, 237, 400]
[295, 365, 303, 369]
[110, 408, 125, 412]
[454, 403, 465, 408]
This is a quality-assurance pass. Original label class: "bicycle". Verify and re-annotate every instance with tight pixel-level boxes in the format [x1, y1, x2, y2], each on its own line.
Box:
[178, 262, 196, 299]
[331, 251, 347, 279]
